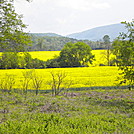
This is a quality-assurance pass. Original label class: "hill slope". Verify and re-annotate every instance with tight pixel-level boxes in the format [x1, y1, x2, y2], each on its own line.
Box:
[67, 23, 126, 41]
[29, 33, 62, 37]
[29, 35, 104, 51]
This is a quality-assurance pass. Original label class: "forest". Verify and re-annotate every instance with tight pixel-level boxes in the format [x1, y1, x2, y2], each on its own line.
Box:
[28, 33, 106, 51]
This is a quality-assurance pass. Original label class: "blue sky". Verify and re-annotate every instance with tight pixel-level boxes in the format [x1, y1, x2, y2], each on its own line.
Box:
[14, 0, 134, 35]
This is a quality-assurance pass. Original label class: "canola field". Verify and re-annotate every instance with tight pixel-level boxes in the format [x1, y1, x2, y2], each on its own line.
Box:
[0, 67, 120, 90]
[29, 51, 60, 61]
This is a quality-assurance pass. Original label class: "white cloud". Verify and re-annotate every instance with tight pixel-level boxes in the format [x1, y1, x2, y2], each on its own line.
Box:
[92, 2, 111, 9]
[55, 0, 110, 11]
[56, 18, 67, 25]
[57, 0, 90, 11]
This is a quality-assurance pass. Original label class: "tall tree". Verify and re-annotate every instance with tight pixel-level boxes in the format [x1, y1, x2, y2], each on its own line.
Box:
[103, 35, 110, 44]
[102, 35, 112, 66]
[0, 0, 31, 52]
[37, 37, 45, 50]
[59, 42, 94, 67]
[0, 52, 19, 69]
[112, 20, 134, 89]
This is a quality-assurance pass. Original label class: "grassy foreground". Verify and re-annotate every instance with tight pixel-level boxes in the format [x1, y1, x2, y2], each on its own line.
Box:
[0, 90, 134, 133]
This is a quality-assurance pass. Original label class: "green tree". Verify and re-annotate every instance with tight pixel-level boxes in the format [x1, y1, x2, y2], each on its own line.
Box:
[24, 52, 33, 69]
[59, 42, 94, 67]
[102, 35, 112, 66]
[37, 37, 45, 50]
[112, 20, 134, 89]
[0, 0, 31, 52]
[0, 52, 19, 69]
[103, 35, 110, 44]
[46, 57, 60, 68]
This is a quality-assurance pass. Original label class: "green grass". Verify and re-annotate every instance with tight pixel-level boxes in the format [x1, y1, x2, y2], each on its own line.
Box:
[0, 90, 134, 133]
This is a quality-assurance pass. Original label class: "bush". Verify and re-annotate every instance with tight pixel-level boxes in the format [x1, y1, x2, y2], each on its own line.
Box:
[46, 57, 60, 68]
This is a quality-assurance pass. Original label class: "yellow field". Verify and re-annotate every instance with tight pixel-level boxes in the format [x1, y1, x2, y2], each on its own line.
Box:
[29, 51, 60, 61]
[0, 50, 115, 66]
[0, 67, 120, 90]
[92, 50, 115, 66]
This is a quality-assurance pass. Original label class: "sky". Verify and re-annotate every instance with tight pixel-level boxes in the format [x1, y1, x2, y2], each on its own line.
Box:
[14, 0, 134, 36]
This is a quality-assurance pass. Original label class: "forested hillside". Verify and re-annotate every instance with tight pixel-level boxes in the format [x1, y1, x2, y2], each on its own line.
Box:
[29, 34, 105, 51]
[29, 33, 62, 37]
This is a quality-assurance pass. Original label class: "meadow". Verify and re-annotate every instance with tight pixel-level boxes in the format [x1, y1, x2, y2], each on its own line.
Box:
[0, 90, 134, 133]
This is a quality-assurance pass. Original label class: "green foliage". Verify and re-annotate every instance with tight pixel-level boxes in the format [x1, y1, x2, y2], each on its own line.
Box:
[46, 57, 60, 68]
[112, 20, 134, 88]
[59, 42, 95, 67]
[102, 35, 112, 66]
[0, 52, 19, 69]
[24, 53, 46, 69]
[46, 42, 95, 68]
[103, 35, 110, 44]
[0, 0, 31, 52]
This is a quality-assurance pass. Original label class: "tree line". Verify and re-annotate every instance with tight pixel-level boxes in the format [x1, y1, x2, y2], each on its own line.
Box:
[0, 41, 94, 69]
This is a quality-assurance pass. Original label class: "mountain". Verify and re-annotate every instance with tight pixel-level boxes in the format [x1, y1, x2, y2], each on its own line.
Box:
[29, 33, 62, 37]
[67, 23, 127, 41]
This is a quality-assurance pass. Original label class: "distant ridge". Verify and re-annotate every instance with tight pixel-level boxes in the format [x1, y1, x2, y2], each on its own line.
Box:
[67, 23, 127, 41]
[29, 33, 62, 37]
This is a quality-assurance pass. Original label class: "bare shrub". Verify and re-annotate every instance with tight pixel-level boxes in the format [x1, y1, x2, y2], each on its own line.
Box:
[21, 70, 33, 94]
[0, 74, 15, 92]
[49, 71, 73, 96]
[31, 70, 43, 95]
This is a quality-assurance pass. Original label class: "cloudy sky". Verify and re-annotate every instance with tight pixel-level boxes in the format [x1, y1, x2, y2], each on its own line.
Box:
[14, 0, 134, 36]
